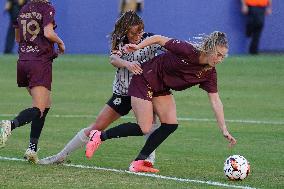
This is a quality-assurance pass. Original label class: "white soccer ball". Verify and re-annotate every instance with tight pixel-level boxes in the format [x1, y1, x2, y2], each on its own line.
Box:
[224, 155, 250, 180]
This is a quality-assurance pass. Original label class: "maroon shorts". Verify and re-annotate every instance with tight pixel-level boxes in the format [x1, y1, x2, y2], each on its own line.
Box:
[128, 75, 171, 101]
[17, 60, 52, 91]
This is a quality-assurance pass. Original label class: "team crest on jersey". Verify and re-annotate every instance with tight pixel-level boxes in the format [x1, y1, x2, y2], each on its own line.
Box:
[113, 98, 122, 105]
[196, 65, 213, 79]
[147, 91, 153, 99]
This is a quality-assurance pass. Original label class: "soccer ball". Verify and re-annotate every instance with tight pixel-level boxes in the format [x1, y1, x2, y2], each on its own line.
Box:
[224, 155, 250, 180]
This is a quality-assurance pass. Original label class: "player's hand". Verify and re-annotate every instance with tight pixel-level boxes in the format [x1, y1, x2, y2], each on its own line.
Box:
[241, 5, 249, 15]
[111, 50, 123, 57]
[265, 7, 272, 15]
[223, 130, 237, 148]
[57, 42, 65, 54]
[125, 61, 143, 75]
[122, 44, 139, 53]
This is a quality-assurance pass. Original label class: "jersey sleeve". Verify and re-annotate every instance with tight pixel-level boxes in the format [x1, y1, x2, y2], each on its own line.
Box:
[164, 39, 196, 60]
[42, 4, 56, 28]
[199, 69, 218, 93]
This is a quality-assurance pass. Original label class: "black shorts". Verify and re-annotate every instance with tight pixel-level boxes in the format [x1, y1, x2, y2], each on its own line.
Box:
[106, 94, 132, 116]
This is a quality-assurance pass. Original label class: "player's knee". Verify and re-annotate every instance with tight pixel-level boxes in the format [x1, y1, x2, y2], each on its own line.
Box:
[90, 121, 108, 131]
[140, 126, 153, 134]
[33, 101, 50, 113]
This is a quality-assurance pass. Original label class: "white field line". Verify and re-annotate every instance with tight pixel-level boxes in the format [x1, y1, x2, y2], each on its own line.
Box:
[0, 113, 283, 125]
[0, 156, 257, 189]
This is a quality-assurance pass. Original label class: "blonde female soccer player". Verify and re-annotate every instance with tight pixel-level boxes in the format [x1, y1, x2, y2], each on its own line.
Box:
[86, 31, 237, 173]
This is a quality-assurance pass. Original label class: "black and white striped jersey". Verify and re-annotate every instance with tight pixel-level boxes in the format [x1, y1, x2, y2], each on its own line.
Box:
[112, 32, 163, 96]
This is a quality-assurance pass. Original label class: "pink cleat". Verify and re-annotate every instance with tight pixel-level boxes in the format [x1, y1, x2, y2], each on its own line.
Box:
[144, 160, 154, 168]
[85, 130, 102, 159]
[129, 160, 159, 173]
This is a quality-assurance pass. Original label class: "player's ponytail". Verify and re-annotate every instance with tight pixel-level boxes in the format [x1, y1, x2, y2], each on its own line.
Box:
[193, 31, 228, 54]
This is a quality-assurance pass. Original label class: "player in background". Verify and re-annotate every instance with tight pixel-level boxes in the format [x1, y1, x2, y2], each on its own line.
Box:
[39, 11, 163, 165]
[0, 0, 65, 163]
[85, 31, 237, 173]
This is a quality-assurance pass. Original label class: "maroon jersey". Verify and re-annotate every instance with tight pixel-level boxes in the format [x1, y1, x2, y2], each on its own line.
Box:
[142, 39, 218, 93]
[15, 2, 57, 61]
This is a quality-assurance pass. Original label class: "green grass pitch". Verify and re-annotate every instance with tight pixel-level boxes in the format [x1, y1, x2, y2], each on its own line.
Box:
[0, 54, 283, 189]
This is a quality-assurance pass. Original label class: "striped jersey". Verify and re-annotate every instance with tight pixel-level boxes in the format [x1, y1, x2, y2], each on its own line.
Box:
[112, 32, 163, 96]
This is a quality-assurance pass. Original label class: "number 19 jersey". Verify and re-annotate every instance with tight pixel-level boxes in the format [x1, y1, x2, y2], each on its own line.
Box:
[16, 2, 57, 61]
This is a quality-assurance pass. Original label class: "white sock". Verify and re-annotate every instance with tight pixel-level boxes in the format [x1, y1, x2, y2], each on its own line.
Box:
[144, 123, 159, 140]
[58, 128, 89, 157]
[144, 123, 159, 164]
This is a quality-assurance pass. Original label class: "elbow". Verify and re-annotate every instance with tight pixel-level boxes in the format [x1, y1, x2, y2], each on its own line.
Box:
[154, 35, 162, 44]
[44, 33, 52, 40]
[109, 56, 116, 65]
[109, 54, 121, 66]
[154, 35, 169, 46]
[44, 30, 54, 40]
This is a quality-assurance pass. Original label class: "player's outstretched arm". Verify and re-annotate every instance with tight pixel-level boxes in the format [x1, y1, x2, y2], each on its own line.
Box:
[123, 35, 171, 53]
[137, 35, 171, 48]
[208, 92, 237, 147]
[44, 23, 65, 54]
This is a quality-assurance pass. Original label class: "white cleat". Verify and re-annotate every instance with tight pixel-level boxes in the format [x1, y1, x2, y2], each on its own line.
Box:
[38, 153, 66, 165]
[24, 148, 39, 164]
[145, 150, 156, 166]
[0, 120, 12, 148]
